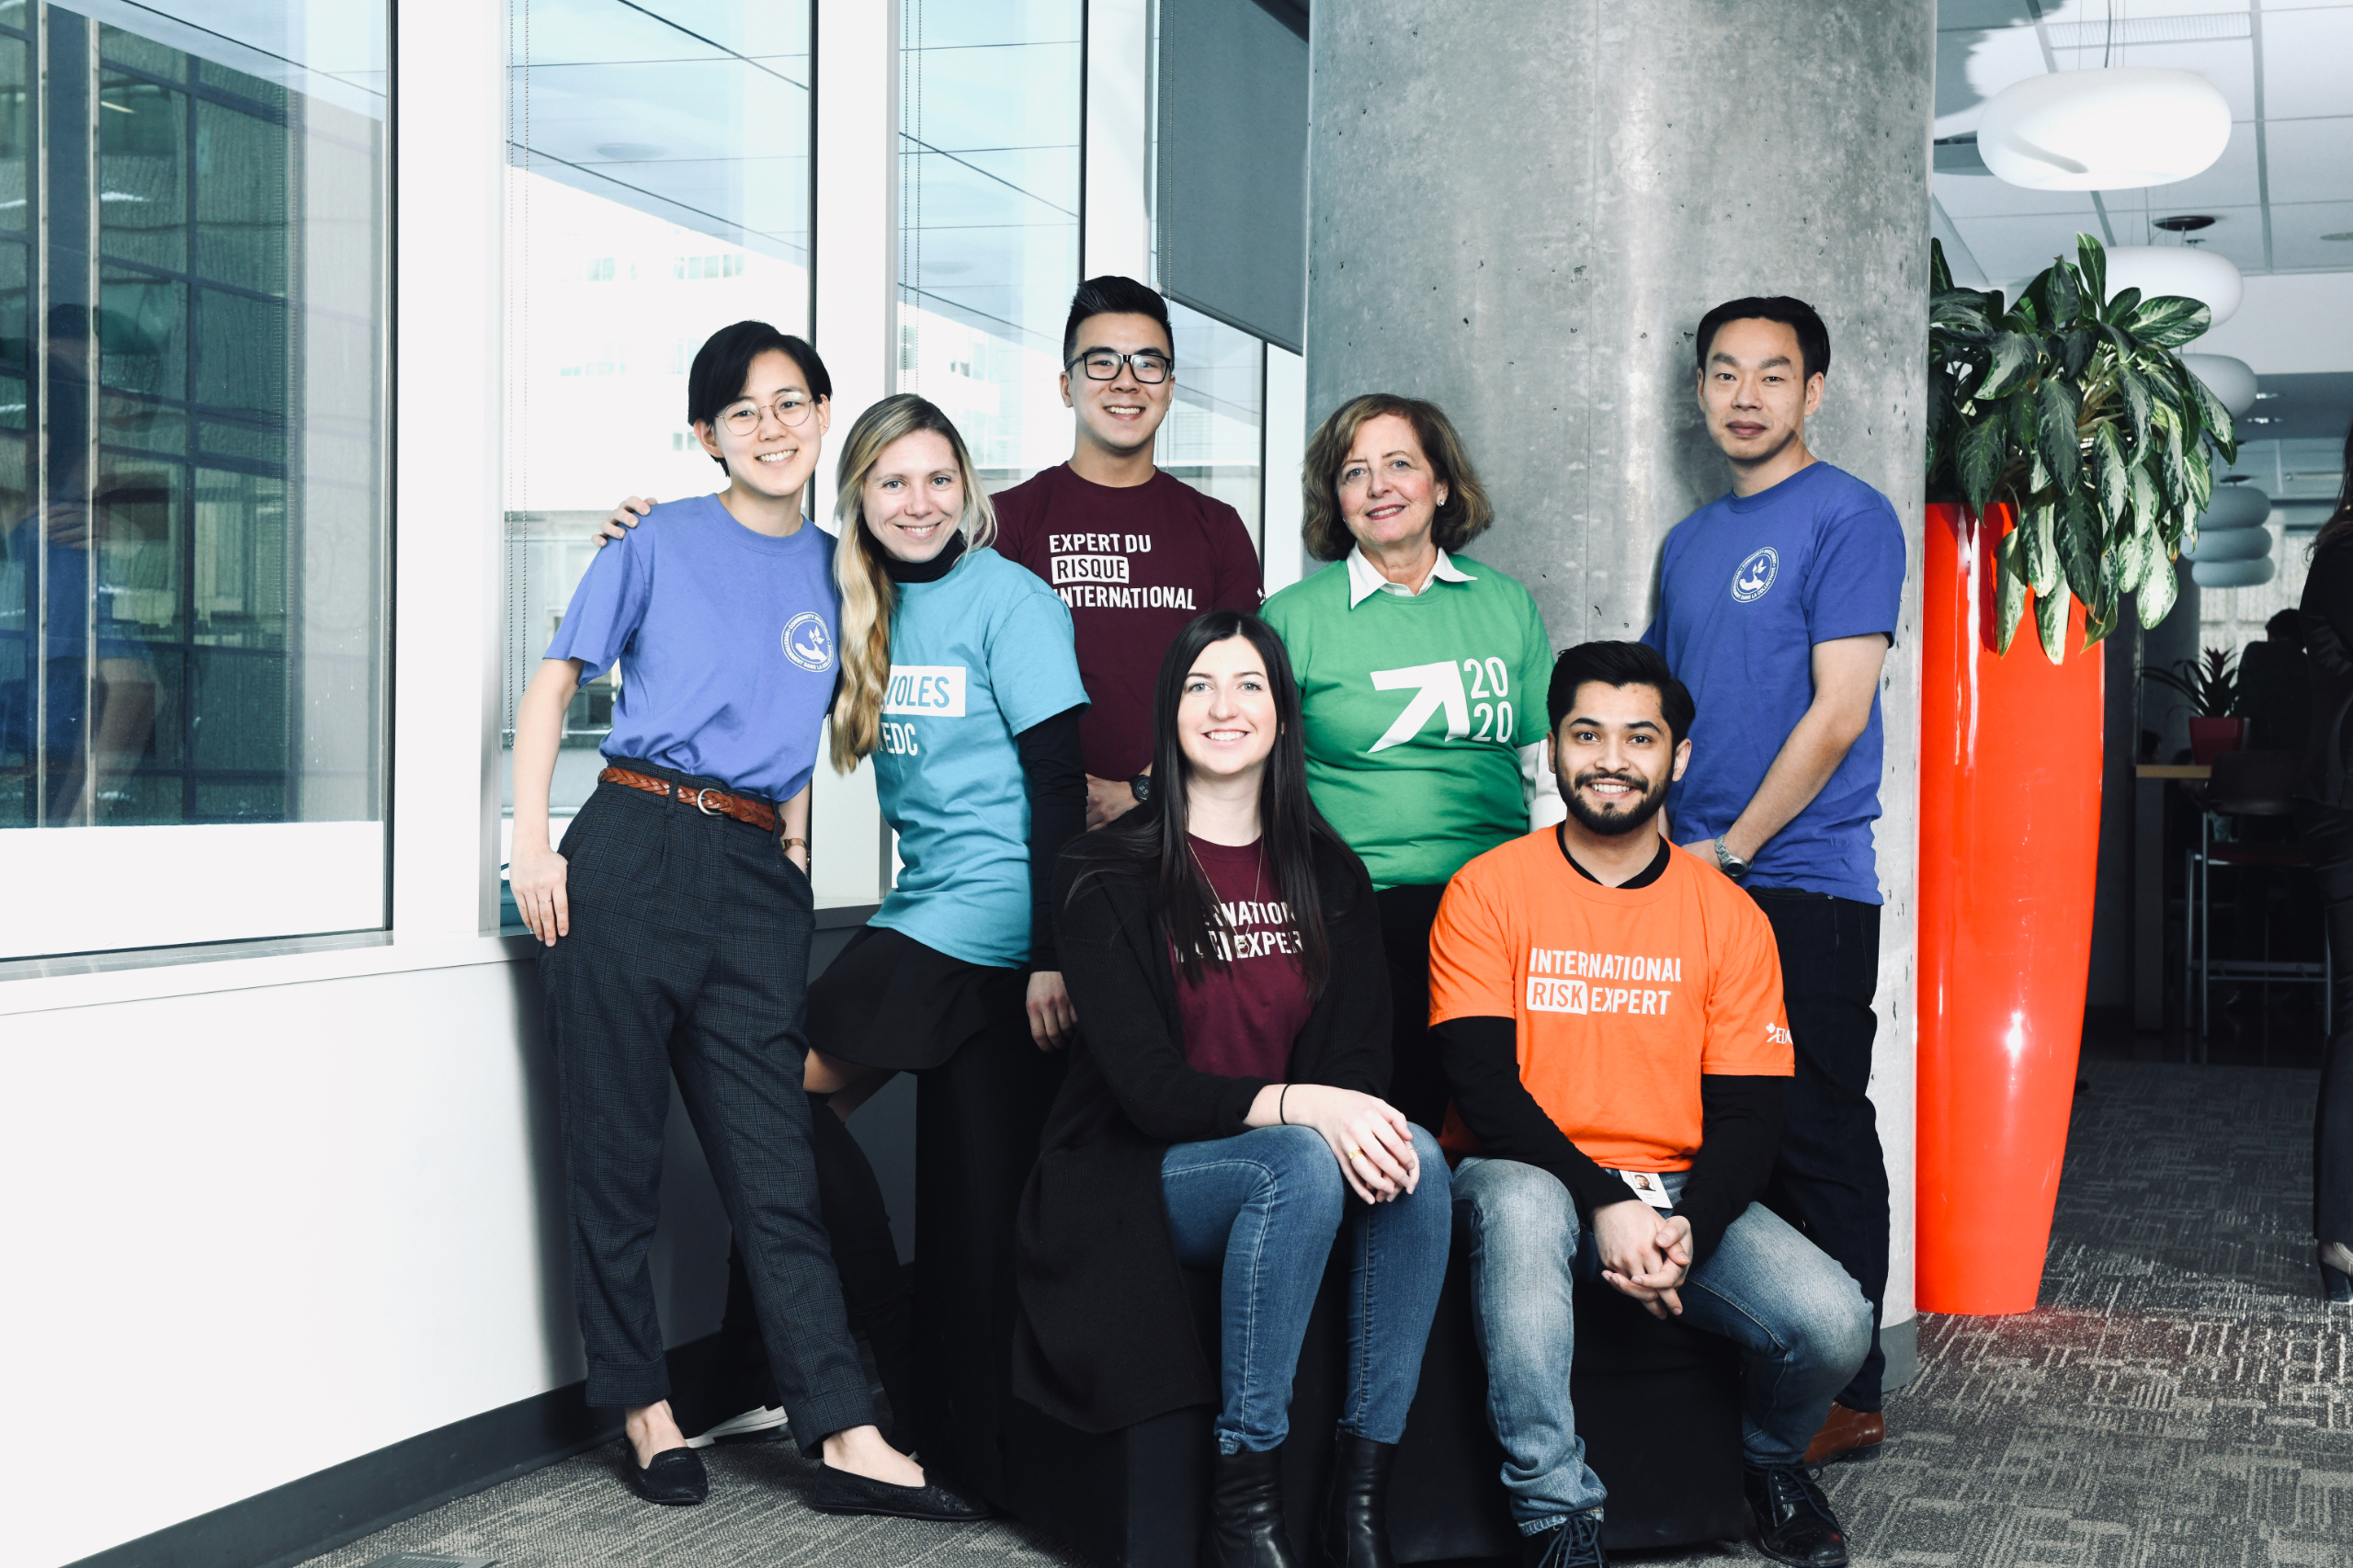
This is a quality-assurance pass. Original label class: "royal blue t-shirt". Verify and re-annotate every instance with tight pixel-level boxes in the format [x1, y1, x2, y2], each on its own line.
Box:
[1642, 461, 1905, 904]
[544, 494, 840, 803]
[872, 546, 1088, 969]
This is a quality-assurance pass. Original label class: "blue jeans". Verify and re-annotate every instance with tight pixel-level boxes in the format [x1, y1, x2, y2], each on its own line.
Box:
[1163, 1123, 1451, 1453]
[1453, 1156, 1871, 1530]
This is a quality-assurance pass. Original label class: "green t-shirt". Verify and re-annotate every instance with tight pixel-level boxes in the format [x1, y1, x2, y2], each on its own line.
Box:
[1262, 556, 1554, 889]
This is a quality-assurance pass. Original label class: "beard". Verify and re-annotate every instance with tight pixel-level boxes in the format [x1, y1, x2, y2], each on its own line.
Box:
[1562, 767, 1669, 837]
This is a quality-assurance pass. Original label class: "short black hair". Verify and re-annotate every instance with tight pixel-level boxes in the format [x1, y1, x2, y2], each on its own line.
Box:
[1546, 641, 1696, 747]
[1694, 296, 1830, 384]
[2267, 608, 2303, 643]
[687, 321, 832, 469]
[1063, 275, 1174, 366]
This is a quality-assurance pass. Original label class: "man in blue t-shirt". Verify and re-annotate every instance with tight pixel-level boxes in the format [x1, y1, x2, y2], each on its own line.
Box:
[1642, 296, 1906, 1475]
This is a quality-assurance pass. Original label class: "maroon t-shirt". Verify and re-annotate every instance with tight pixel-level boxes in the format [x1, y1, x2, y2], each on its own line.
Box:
[994, 464, 1263, 780]
[1174, 836, 1314, 1080]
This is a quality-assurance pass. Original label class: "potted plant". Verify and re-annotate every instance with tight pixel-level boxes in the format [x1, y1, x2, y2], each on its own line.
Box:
[2141, 647, 2245, 764]
[1914, 233, 2236, 1314]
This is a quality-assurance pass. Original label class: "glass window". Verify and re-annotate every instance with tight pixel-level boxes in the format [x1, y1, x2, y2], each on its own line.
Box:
[1156, 300, 1265, 551]
[500, 0, 813, 828]
[899, 0, 1082, 493]
[0, 2, 389, 958]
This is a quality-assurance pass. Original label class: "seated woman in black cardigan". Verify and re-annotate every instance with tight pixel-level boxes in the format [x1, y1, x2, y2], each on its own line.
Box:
[1015, 609, 1452, 1568]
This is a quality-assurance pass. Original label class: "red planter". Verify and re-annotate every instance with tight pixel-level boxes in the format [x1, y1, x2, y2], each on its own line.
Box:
[1916, 503, 2105, 1315]
[2188, 716, 2245, 766]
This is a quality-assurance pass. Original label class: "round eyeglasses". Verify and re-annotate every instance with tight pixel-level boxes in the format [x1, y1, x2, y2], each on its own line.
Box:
[721, 395, 818, 435]
[1068, 349, 1172, 384]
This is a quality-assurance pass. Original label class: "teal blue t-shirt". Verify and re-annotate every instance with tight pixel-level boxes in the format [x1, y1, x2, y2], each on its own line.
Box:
[871, 547, 1088, 968]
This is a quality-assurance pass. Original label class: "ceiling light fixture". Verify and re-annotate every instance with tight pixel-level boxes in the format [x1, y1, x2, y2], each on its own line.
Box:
[2180, 354, 2257, 418]
[1975, 68, 2230, 191]
[2104, 244, 2244, 329]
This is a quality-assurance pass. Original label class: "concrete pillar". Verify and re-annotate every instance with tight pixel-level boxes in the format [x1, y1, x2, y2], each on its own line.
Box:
[1306, 1, 1935, 1378]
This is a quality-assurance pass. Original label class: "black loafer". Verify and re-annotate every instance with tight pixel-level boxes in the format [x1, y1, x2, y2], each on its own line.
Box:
[807, 1461, 989, 1521]
[628, 1444, 709, 1506]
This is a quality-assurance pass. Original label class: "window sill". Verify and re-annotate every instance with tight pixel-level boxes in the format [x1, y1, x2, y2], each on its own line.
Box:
[0, 900, 884, 1017]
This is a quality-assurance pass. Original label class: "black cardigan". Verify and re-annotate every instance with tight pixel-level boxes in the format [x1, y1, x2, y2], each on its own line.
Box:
[1011, 824, 1391, 1434]
[2302, 528, 2353, 809]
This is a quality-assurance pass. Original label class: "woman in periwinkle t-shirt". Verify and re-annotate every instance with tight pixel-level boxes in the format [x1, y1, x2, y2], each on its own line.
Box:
[1016, 610, 1449, 1568]
[508, 324, 982, 1524]
[802, 393, 1090, 1487]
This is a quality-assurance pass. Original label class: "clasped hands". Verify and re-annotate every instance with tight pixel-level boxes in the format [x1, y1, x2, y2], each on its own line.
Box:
[1254, 1083, 1421, 1206]
[1594, 1199, 1693, 1319]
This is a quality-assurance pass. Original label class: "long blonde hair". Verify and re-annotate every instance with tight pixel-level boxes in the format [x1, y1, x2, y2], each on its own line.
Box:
[830, 394, 998, 770]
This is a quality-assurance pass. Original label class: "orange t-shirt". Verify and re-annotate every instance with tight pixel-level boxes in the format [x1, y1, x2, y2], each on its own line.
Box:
[1429, 828, 1792, 1172]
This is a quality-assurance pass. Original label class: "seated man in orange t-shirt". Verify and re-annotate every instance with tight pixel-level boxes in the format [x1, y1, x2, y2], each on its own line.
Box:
[1430, 641, 1870, 1568]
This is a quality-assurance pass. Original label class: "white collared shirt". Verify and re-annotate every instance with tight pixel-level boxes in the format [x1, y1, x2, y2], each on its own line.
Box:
[1344, 541, 1478, 608]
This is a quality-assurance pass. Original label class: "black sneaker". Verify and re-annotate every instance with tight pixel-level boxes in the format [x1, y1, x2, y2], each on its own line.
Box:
[1743, 1464, 1848, 1567]
[1522, 1510, 1608, 1568]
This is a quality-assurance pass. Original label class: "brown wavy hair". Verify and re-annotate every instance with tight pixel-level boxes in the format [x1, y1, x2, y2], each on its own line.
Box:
[1300, 392, 1495, 562]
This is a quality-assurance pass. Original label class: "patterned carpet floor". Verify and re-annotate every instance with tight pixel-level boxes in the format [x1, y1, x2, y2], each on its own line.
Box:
[311, 1059, 2352, 1568]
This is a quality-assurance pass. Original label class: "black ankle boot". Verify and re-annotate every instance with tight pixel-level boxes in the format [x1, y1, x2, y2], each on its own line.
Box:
[1210, 1444, 1300, 1568]
[1320, 1432, 1397, 1568]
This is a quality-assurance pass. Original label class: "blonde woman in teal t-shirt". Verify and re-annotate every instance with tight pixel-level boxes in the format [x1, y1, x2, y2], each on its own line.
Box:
[1260, 393, 1563, 1131]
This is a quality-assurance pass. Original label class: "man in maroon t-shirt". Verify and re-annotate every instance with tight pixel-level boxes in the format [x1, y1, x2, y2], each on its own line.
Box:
[994, 277, 1263, 827]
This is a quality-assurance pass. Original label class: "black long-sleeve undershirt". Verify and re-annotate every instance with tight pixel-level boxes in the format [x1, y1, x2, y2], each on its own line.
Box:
[1432, 1014, 1785, 1268]
[1016, 707, 1087, 971]
[880, 536, 1086, 971]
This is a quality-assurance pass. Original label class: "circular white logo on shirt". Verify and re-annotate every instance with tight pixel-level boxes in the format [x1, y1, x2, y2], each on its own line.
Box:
[1730, 547, 1779, 603]
[783, 612, 834, 672]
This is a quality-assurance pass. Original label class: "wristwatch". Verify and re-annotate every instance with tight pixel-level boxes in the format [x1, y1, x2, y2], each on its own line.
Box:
[1129, 772, 1154, 804]
[1714, 839, 1752, 879]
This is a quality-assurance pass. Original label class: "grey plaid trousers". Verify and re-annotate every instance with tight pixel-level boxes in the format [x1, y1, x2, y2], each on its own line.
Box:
[540, 770, 875, 1448]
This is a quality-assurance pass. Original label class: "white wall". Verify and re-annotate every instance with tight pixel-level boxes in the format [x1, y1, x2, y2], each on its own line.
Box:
[4, 955, 683, 1568]
[3, 6, 727, 1564]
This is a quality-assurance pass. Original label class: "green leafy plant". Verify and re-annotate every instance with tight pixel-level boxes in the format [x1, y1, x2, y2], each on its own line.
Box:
[2139, 647, 2242, 720]
[1927, 233, 2236, 663]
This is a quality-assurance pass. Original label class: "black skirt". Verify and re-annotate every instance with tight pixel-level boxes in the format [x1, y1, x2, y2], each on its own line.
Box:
[808, 923, 1027, 1072]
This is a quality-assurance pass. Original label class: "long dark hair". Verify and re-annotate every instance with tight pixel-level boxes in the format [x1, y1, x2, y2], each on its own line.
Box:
[2318, 415, 2353, 556]
[1067, 610, 1342, 993]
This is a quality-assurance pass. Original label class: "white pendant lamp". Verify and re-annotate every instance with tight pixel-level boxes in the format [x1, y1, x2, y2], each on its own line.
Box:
[2184, 528, 2272, 562]
[2197, 483, 2271, 532]
[2191, 559, 2276, 588]
[2180, 354, 2257, 418]
[2104, 244, 2244, 327]
[1977, 67, 2230, 191]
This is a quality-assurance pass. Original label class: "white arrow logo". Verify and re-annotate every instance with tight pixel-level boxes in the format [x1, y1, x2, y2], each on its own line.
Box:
[1368, 661, 1471, 754]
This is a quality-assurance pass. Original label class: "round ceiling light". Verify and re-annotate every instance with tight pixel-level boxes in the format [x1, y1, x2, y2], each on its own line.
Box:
[2198, 483, 2271, 531]
[1976, 68, 2230, 191]
[2104, 244, 2243, 328]
[2185, 528, 2272, 562]
[2180, 353, 2258, 417]
[2191, 558, 2276, 588]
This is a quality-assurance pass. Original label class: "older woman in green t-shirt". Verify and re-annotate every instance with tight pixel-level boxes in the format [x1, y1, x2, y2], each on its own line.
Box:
[1260, 393, 1561, 1131]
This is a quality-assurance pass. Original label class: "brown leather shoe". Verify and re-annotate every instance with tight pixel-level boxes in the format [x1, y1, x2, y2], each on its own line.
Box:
[1801, 1403, 1884, 1466]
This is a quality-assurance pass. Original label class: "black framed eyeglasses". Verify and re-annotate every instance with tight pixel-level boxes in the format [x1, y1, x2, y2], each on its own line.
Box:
[721, 395, 817, 435]
[1068, 348, 1172, 384]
